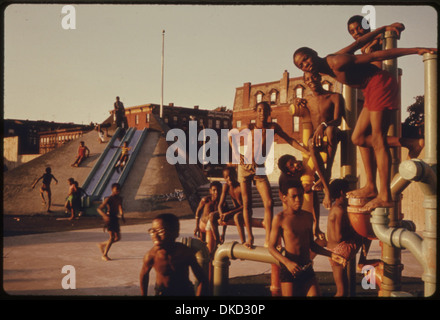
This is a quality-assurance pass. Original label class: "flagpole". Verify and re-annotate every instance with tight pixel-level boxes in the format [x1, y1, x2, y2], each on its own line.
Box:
[160, 30, 165, 118]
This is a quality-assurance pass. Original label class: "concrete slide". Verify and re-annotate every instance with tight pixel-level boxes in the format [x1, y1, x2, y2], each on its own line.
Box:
[82, 127, 148, 205]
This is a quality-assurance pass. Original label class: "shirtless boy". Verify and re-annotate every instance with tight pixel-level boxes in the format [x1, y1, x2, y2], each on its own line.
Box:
[268, 179, 346, 297]
[216, 166, 246, 244]
[296, 71, 344, 210]
[293, 22, 436, 211]
[140, 213, 208, 296]
[32, 167, 58, 213]
[231, 101, 310, 249]
[97, 183, 125, 261]
[193, 181, 223, 244]
[326, 179, 363, 297]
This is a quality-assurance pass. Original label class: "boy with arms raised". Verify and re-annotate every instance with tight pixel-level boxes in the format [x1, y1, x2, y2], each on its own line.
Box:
[293, 22, 436, 211]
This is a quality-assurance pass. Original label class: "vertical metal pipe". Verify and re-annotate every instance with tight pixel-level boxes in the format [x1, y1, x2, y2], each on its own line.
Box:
[160, 30, 165, 119]
[422, 52, 437, 297]
[341, 84, 358, 296]
[341, 85, 358, 190]
[378, 30, 402, 296]
[423, 53, 437, 166]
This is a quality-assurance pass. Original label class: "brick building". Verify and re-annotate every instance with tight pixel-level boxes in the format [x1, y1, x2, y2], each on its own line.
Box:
[232, 70, 342, 181]
[122, 102, 232, 132]
[232, 70, 342, 138]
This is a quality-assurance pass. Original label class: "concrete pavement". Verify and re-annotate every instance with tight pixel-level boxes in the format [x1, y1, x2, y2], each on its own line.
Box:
[2, 205, 424, 297]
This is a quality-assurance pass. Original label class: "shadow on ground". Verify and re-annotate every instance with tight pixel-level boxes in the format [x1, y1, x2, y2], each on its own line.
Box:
[227, 273, 424, 298]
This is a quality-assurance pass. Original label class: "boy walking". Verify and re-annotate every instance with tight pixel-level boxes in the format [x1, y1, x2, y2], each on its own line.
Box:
[97, 183, 125, 261]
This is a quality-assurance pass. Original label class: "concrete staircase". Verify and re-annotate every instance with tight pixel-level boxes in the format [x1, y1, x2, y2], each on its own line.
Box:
[197, 182, 324, 209]
[196, 183, 283, 208]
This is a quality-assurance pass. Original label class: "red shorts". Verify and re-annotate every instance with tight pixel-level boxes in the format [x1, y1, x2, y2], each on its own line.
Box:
[329, 240, 360, 267]
[362, 70, 399, 112]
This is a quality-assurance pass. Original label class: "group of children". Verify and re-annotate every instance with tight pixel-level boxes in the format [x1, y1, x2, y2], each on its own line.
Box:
[136, 17, 435, 297]
[30, 17, 434, 297]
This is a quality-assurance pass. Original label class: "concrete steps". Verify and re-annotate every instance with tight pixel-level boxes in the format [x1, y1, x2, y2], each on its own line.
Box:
[197, 183, 324, 209]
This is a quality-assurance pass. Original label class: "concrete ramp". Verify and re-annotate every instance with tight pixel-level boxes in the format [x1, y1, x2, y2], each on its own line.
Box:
[3, 125, 118, 215]
[3, 114, 209, 220]
[118, 115, 209, 218]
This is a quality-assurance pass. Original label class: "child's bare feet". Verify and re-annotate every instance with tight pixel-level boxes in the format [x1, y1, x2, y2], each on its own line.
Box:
[347, 185, 377, 199]
[360, 197, 394, 212]
[102, 255, 111, 261]
[244, 236, 254, 249]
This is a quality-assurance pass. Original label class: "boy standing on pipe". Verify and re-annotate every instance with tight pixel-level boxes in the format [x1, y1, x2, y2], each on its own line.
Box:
[231, 101, 310, 249]
[268, 179, 346, 297]
[293, 23, 436, 211]
[296, 71, 344, 212]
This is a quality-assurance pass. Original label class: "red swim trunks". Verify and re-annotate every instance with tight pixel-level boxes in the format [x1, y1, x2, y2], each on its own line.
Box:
[362, 69, 399, 112]
[328, 240, 360, 267]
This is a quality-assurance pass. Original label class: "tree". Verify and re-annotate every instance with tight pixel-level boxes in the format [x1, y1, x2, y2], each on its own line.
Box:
[402, 95, 424, 139]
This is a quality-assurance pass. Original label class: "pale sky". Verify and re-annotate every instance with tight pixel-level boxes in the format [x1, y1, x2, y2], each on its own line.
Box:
[3, 3, 437, 124]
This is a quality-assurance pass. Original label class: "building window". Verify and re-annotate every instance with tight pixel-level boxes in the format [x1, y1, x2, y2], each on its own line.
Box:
[293, 116, 300, 132]
[208, 119, 213, 128]
[146, 113, 150, 123]
[135, 114, 139, 125]
[272, 118, 277, 123]
[164, 117, 169, 124]
[251, 119, 256, 124]
[295, 86, 304, 98]
[199, 119, 204, 127]
[256, 92, 263, 103]
[215, 119, 220, 129]
[223, 120, 229, 128]
[173, 116, 178, 124]
[270, 91, 277, 103]
[236, 120, 242, 128]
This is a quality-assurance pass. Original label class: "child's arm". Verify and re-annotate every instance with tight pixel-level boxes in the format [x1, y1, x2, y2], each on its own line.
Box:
[52, 175, 58, 184]
[217, 185, 229, 221]
[32, 175, 43, 188]
[97, 198, 110, 222]
[274, 123, 310, 156]
[119, 202, 125, 223]
[336, 23, 405, 55]
[139, 252, 154, 296]
[310, 231, 347, 267]
[268, 214, 302, 275]
[194, 198, 206, 236]
[352, 47, 437, 65]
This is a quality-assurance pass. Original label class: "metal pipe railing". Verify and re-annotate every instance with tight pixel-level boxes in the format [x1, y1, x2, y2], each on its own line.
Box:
[213, 242, 279, 296]
[371, 53, 437, 297]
